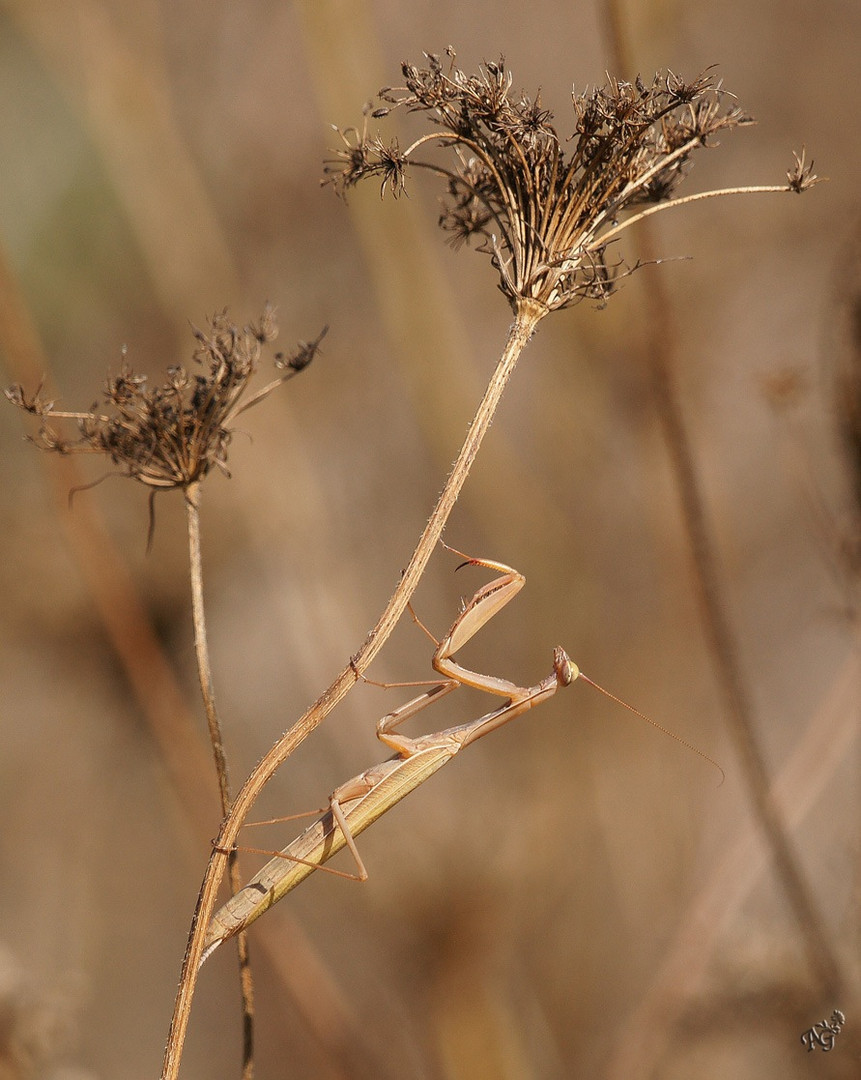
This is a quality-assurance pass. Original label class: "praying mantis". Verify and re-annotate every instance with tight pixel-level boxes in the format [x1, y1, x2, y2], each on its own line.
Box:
[201, 548, 722, 965]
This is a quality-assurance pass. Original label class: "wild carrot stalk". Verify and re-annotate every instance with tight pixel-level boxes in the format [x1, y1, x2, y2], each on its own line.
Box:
[184, 480, 256, 1077]
[158, 55, 818, 1077]
[6, 308, 322, 1080]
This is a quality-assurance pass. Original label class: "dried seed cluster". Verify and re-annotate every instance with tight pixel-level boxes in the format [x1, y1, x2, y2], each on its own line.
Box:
[6, 309, 323, 489]
[324, 51, 818, 311]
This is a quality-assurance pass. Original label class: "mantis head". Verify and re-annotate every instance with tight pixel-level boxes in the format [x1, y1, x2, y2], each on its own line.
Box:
[553, 647, 580, 687]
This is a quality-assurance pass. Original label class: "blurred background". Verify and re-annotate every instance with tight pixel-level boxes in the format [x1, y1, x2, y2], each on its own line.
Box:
[0, 1, 859, 1077]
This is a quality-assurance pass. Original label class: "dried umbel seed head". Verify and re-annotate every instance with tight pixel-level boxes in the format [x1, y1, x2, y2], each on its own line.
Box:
[324, 51, 819, 314]
[6, 308, 324, 490]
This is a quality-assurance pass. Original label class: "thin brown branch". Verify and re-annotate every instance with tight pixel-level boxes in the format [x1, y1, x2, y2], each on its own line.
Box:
[184, 481, 255, 1079]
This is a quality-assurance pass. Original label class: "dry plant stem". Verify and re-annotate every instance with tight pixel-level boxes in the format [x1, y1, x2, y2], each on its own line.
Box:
[184, 481, 256, 1079]
[597, 184, 800, 246]
[598, 5, 843, 1001]
[185, 485, 233, 831]
[160, 300, 545, 1079]
[597, 3, 843, 1002]
[644, 277, 844, 1000]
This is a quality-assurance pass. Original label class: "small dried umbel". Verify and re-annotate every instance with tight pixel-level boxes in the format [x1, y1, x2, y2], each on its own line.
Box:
[7, 309, 324, 490]
[324, 51, 819, 312]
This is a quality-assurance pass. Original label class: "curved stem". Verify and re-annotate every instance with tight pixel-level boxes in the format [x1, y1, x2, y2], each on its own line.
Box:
[185, 482, 256, 1079]
[161, 300, 546, 1079]
[597, 183, 792, 247]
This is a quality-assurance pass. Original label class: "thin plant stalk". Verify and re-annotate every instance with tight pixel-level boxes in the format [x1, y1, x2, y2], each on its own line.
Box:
[641, 262, 844, 998]
[599, 1, 844, 1002]
[184, 480, 255, 1079]
[639, 263, 842, 993]
[160, 298, 544, 1080]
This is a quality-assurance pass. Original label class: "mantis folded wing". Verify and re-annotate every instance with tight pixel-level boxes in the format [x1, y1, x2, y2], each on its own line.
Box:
[201, 554, 579, 965]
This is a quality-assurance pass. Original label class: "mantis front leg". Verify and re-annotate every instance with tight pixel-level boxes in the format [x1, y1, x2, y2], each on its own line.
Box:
[372, 549, 531, 757]
[332, 550, 544, 866]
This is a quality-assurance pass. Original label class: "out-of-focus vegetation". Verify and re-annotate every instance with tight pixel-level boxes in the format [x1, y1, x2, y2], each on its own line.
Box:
[0, 3, 858, 1077]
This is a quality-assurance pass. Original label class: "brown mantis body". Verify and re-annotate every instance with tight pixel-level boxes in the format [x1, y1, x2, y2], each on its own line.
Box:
[201, 551, 722, 965]
[201, 554, 577, 964]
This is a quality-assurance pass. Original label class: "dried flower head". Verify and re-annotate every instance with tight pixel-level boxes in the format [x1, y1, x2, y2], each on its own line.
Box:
[6, 308, 324, 490]
[324, 51, 818, 313]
